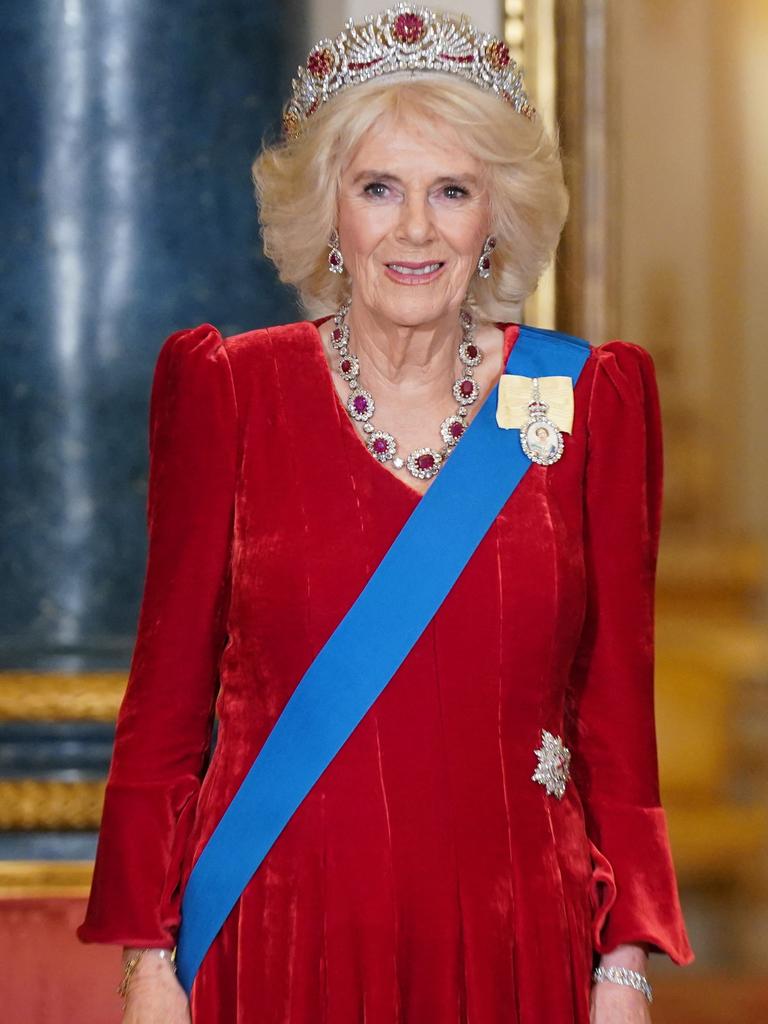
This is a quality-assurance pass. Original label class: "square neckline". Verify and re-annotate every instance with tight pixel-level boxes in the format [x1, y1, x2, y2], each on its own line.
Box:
[306, 316, 521, 503]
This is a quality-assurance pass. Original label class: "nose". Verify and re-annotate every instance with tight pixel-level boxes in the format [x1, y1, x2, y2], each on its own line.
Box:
[395, 191, 436, 247]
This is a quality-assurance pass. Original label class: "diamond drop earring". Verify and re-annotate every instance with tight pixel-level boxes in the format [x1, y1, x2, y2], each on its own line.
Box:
[477, 234, 496, 278]
[328, 229, 344, 274]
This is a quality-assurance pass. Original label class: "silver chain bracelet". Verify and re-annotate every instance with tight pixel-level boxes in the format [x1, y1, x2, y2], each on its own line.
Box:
[592, 965, 653, 1004]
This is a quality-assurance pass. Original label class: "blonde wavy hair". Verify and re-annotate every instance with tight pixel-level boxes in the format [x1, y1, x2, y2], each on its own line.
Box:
[252, 74, 568, 322]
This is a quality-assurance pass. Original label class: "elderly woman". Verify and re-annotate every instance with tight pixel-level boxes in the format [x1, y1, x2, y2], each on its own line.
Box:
[77, 6, 694, 1023]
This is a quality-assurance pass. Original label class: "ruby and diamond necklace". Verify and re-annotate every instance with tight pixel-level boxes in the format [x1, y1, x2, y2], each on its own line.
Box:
[330, 299, 483, 481]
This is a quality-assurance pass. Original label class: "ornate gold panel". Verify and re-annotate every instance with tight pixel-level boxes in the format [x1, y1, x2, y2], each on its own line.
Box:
[507, 0, 559, 329]
[0, 780, 106, 831]
[0, 860, 93, 899]
[0, 673, 122, 831]
[0, 672, 126, 722]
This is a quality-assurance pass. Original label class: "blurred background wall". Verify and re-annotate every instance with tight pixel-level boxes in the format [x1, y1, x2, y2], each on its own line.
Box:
[1, 1, 766, 1021]
[546, 0, 768, 1016]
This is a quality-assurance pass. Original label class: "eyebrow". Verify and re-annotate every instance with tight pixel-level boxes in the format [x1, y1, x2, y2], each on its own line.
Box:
[351, 169, 480, 187]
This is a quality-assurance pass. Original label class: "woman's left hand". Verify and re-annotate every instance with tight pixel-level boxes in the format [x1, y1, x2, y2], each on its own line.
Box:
[590, 981, 652, 1023]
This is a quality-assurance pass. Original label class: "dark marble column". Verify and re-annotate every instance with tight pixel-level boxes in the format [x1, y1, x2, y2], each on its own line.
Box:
[0, 0, 301, 671]
[1, 0, 305, 859]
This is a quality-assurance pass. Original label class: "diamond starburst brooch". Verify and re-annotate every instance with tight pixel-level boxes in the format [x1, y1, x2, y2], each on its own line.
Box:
[532, 729, 571, 799]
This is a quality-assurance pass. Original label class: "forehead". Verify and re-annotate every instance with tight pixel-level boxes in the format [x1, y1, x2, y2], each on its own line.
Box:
[343, 110, 482, 179]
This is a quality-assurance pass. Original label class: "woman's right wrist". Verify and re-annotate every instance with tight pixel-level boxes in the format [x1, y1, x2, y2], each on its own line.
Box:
[118, 946, 177, 1001]
[121, 945, 175, 966]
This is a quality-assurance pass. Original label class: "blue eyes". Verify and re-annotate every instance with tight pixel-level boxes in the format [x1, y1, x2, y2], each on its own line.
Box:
[442, 185, 470, 199]
[363, 182, 469, 199]
[363, 182, 389, 198]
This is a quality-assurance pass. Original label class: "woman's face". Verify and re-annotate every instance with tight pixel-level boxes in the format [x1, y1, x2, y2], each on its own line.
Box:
[336, 112, 491, 329]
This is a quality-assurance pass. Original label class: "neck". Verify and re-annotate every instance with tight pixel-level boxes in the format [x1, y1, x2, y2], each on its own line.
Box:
[345, 301, 464, 398]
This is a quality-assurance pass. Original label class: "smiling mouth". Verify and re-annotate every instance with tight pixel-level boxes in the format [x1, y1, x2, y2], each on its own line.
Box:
[385, 261, 445, 277]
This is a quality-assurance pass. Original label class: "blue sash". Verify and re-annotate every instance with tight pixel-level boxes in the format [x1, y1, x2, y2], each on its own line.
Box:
[175, 325, 591, 992]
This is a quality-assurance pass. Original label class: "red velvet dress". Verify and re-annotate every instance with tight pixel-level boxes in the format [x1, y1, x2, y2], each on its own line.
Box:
[77, 318, 695, 1023]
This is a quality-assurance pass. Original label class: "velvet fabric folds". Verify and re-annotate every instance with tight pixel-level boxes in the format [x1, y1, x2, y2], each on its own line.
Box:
[77, 319, 695, 1023]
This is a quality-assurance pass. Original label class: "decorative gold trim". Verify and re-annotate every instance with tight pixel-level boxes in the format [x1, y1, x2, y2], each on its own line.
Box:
[508, 0, 558, 329]
[0, 860, 93, 899]
[0, 780, 105, 830]
[0, 672, 126, 721]
[551, 0, 618, 342]
[504, 0, 525, 68]
[579, 0, 614, 344]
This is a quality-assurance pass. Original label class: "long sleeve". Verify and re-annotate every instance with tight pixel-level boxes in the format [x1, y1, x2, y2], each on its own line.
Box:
[76, 323, 238, 947]
[565, 341, 695, 966]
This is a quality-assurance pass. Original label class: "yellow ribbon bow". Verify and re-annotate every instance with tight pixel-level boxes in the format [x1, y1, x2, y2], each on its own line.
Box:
[495, 374, 575, 433]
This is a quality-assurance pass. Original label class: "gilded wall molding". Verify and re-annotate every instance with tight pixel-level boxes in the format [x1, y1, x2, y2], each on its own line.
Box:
[0, 780, 105, 830]
[509, 0, 558, 329]
[0, 859, 93, 898]
[0, 672, 125, 721]
[551, 0, 618, 342]
[0, 674, 119, 829]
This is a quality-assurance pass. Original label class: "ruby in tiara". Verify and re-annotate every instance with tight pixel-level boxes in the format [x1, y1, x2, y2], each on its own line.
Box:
[393, 12, 426, 44]
[485, 40, 511, 71]
[308, 47, 335, 80]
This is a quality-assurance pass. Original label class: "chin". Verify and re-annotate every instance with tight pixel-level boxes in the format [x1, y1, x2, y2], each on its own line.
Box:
[376, 284, 460, 328]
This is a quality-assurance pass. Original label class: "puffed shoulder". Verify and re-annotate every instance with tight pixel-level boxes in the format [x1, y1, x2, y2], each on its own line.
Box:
[154, 322, 229, 375]
[582, 340, 662, 445]
[586, 339, 658, 403]
[150, 323, 236, 422]
[578, 338, 664, 549]
[145, 322, 240, 487]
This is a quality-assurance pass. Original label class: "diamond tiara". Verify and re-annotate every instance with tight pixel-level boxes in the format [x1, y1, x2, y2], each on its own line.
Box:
[281, 3, 535, 140]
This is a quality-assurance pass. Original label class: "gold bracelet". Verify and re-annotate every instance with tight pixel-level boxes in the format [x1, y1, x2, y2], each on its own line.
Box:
[117, 946, 177, 1001]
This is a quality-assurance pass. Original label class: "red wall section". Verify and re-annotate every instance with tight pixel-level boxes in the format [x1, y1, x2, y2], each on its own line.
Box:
[0, 899, 121, 1024]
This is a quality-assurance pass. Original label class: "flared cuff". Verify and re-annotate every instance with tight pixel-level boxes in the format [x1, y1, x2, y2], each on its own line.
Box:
[76, 776, 201, 947]
[586, 802, 695, 965]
